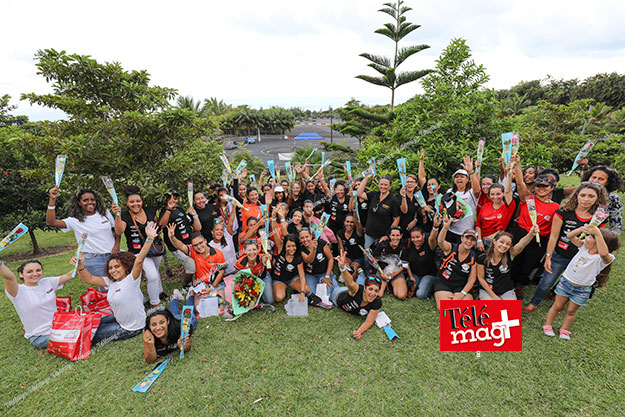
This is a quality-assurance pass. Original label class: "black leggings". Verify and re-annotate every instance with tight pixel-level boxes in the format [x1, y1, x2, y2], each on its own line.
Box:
[510, 224, 549, 286]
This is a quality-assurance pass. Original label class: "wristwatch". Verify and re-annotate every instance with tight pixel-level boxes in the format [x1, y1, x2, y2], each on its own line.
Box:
[460, 290, 468, 296]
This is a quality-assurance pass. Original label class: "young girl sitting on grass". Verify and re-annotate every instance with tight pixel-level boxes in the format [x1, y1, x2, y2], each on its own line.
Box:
[542, 225, 620, 340]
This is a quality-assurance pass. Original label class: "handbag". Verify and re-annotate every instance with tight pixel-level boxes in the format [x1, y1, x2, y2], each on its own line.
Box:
[48, 307, 100, 361]
[131, 213, 166, 257]
[80, 287, 113, 316]
[56, 296, 72, 312]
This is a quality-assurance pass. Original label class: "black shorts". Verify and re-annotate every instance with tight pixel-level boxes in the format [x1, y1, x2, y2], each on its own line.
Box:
[434, 277, 466, 294]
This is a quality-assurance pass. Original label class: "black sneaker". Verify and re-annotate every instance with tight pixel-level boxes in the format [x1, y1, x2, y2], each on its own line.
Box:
[308, 293, 333, 310]
[159, 292, 168, 302]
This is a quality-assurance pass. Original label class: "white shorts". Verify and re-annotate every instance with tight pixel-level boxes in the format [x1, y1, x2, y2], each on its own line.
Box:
[172, 249, 196, 274]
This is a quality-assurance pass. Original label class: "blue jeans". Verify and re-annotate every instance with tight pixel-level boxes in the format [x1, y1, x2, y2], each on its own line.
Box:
[83, 253, 110, 291]
[411, 274, 436, 299]
[169, 296, 197, 332]
[356, 272, 367, 286]
[305, 272, 340, 299]
[28, 334, 49, 349]
[330, 286, 349, 306]
[92, 314, 141, 345]
[262, 272, 274, 304]
[530, 254, 572, 306]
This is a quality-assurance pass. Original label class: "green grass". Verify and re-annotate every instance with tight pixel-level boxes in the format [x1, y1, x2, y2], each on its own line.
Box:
[1, 222, 625, 416]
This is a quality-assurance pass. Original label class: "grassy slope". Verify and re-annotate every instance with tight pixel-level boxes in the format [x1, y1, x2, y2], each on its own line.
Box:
[1, 187, 624, 416]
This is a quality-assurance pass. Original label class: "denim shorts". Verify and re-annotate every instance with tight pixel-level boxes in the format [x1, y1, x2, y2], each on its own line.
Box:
[555, 276, 592, 306]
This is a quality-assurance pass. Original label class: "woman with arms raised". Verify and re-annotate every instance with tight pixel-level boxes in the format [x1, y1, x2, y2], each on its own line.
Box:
[76, 222, 159, 343]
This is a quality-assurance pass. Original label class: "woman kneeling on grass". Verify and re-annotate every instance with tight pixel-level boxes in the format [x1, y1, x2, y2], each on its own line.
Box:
[76, 222, 158, 344]
[434, 215, 477, 310]
[142, 293, 197, 363]
[333, 250, 382, 340]
[1, 259, 75, 348]
[542, 226, 619, 340]
[476, 226, 538, 300]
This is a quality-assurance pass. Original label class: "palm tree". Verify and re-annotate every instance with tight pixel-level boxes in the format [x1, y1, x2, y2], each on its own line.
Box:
[202, 97, 232, 116]
[356, 0, 432, 109]
[176, 96, 206, 116]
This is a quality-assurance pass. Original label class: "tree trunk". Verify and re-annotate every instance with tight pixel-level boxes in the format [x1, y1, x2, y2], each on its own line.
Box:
[29, 229, 41, 255]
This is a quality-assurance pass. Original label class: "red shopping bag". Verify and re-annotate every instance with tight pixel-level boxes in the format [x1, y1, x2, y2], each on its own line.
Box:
[48, 309, 96, 361]
[81, 287, 113, 316]
[56, 296, 72, 312]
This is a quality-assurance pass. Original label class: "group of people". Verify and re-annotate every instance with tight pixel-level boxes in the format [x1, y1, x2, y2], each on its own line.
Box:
[1, 151, 622, 360]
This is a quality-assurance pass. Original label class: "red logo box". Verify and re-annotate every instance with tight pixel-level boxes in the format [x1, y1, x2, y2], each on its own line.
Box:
[440, 300, 522, 351]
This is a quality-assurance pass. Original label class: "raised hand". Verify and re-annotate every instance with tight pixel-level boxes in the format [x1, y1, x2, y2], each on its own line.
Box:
[49, 185, 60, 199]
[143, 329, 154, 345]
[166, 223, 176, 238]
[145, 221, 158, 240]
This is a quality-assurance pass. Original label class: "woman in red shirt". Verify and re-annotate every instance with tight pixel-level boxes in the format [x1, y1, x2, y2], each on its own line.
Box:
[476, 172, 516, 252]
[510, 155, 560, 297]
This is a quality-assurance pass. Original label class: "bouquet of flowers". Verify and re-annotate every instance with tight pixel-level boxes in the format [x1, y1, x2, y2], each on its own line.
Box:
[231, 269, 265, 316]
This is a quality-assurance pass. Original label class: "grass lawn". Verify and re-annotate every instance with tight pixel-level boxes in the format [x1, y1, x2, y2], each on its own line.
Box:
[1, 189, 624, 416]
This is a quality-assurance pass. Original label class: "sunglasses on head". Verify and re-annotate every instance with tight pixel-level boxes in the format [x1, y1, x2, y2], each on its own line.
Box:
[365, 277, 381, 283]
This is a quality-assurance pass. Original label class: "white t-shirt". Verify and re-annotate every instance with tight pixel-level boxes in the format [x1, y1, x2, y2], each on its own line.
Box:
[102, 273, 146, 331]
[210, 231, 236, 275]
[448, 189, 478, 236]
[563, 245, 614, 287]
[61, 211, 116, 254]
[5, 276, 63, 338]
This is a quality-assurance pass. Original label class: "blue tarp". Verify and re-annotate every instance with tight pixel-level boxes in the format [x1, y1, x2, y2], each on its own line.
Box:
[294, 132, 324, 140]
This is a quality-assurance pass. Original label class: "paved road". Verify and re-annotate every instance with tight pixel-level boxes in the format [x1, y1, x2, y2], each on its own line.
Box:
[224, 125, 360, 163]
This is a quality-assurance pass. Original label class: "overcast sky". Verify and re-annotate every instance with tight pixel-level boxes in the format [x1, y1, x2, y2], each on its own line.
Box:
[2, 0, 624, 121]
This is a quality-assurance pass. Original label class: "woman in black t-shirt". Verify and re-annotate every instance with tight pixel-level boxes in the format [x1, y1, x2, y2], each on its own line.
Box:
[324, 181, 351, 234]
[356, 174, 400, 249]
[434, 215, 477, 310]
[193, 191, 219, 242]
[142, 296, 197, 363]
[270, 230, 308, 304]
[402, 222, 440, 299]
[299, 229, 335, 308]
[114, 186, 165, 307]
[332, 250, 382, 340]
[337, 213, 364, 280]
[371, 227, 407, 300]
[477, 227, 537, 300]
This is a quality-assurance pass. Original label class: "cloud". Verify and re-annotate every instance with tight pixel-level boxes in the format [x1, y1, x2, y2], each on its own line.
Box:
[1, 0, 624, 121]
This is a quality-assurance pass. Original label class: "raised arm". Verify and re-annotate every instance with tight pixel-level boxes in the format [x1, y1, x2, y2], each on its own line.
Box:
[112, 203, 126, 236]
[418, 149, 427, 188]
[461, 155, 480, 199]
[76, 255, 106, 287]
[166, 223, 190, 256]
[504, 164, 514, 206]
[226, 205, 236, 235]
[46, 186, 67, 228]
[0, 260, 18, 298]
[335, 250, 359, 295]
[357, 175, 371, 201]
[428, 214, 442, 250]
[511, 224, 539, 259]
[437, 215, 453, 254]
[512, 154, 529, 201]
[132, 222, 158, 280]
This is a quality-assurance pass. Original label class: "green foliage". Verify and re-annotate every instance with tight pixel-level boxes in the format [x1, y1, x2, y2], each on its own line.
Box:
[359, 38, 536, 190]
[511, 99, 625, 174]
[0, 95, 28, 128]
[230, 149, 266, 178]
[356, 0, 431, 108]
[20, 49, 222, 208]
[219, 106, 295, 136]
[334, 99, 394, 147]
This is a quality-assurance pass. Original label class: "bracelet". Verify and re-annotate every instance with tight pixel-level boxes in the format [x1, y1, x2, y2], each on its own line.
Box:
[339, 266, 347, 272]
[47, 205, 55, 210]
[146, 238, 154, 243]
[545, 253, 552, 257]
[468, 171, 475, 175]
[324, 275, 329, 278]
[193, 215, 199, 219]
[432, 226, 439, 231]
[78, 267, 85, 272]
[461, 290, 468, 295]
[477, 239, 483, 243]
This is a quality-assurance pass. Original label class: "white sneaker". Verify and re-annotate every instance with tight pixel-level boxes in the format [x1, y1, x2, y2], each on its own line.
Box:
[172, 289, 185, 302]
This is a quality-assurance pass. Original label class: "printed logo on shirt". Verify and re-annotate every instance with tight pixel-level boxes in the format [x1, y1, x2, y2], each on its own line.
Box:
[115, 288, 121, 293]
[286, 264, 295, 272]
[46, 288, 54, 294]
[440, 300, 522, 351]
[461, 263, 470, 272]
[499, 264, 509, 273]
[359, 309, 368, 316]
[316, 253, 324, 262]
[381, 204, 390, 209]
[102, 219, 110, 224]
[349, 238, 356, 245]
[181, 233, 189, 239]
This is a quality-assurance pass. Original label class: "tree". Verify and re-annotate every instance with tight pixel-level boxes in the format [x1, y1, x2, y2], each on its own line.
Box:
[334, 99, 394, 148]
[0, 94, 28, 128]
[359, 38, 550, 190]
[356, 0, 431, 109]
[176, 96, 206, 116]
[20, 49, 222, 207]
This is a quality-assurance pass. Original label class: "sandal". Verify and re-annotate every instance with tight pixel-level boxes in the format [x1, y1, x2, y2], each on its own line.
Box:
[542, 324, 555, 337]
[559, 329, 571, 340]
[523, 304, 538, 312]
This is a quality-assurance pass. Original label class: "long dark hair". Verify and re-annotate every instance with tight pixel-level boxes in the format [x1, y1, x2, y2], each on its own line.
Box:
[581, 166, 623, 193]
[281, 233, 300, 256]
[105, 252, 137, 279]
[69, 189, 107, 222]
[560, 183, 607, 214]
[145, 307, 178, 344]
